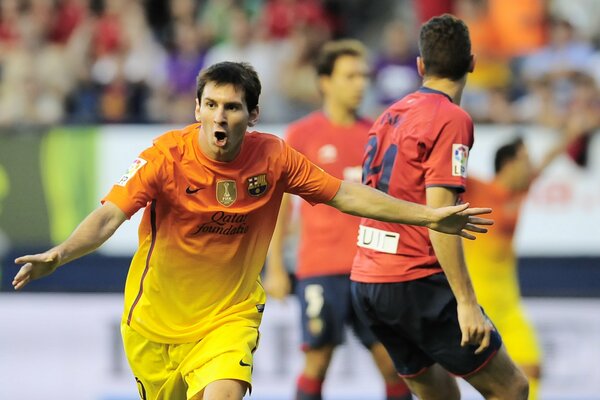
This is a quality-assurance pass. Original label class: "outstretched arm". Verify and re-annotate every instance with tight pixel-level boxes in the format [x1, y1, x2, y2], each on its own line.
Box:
[326, 181, 492, 239]
[13, 201, 127, 290]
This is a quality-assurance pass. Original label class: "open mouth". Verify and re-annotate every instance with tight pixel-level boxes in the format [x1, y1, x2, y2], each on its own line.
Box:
[214, 131, 228, 147]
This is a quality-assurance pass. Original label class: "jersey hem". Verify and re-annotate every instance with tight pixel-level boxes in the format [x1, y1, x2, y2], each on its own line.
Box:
[350, 268, 443, 283]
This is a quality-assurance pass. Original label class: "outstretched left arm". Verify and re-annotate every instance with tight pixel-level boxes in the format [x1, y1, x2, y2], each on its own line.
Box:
[326, 181, 492, 239]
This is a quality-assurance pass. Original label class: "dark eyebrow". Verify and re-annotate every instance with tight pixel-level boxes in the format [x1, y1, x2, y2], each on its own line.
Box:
[203, 97, 243, 108]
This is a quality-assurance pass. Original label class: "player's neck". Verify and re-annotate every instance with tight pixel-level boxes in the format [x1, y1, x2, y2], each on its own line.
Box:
[322, 101, 358, 126]
[421, 76, 466, 105]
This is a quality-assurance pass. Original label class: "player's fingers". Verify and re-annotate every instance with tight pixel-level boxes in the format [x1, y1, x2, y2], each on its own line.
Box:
[13, 264, 32, 281]
[461, 207, 493, 217]
[460, 328, 470, 347]
[454, 202, 470, 212]
[12, 266, 31, 290]
[467, 216, 494, 226]
[13, 276, 30, 290]
[459, 231, 476, 241]
[463, 223, 488, 233]
[14, 255, 34, 265]
[14, 253, 56, 265]
[475, 330, 491, 354]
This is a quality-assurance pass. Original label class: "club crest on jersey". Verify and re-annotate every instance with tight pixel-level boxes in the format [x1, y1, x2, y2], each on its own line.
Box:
[247, 174, 268, 197]
[452, 144, 469, 177]
[117, 158, 147, 186]
[216, 180, 237, 207]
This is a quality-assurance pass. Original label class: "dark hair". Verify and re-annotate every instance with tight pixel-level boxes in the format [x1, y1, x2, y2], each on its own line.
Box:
[315, 39, 367, 76]
[419, 14, 472, 81]
[494, 137, 524, 173]
[196, 62, 262, 112]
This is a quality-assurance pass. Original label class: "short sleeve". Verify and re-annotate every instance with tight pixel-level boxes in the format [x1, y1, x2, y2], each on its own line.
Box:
[101, 146, 164, 218]
[282, 141, 341, 205]
[423, 113, 474, 192]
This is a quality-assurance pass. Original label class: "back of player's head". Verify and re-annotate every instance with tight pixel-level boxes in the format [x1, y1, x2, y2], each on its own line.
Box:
[419, 14, 472, 81]
[196, 62, 262, 112]
[494, 137, 525, 174]
[315, 39, 368, 76]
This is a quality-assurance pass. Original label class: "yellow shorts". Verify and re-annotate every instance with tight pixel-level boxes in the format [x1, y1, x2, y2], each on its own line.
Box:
[490, 304, 541, 366]
[121, 319, 260, 400]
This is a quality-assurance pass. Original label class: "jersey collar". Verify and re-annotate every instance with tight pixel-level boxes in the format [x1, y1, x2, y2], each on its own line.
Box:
[418, 86, 452, 102]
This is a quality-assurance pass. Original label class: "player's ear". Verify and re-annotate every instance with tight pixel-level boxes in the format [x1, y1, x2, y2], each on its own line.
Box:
[469, 54, 477, 72]
[318, 75, 329, 96]
[416, 56, 425, 77]
[468, 54, 476, 73]
[248, 106, 260, 127]
[194, 98, 201, 121]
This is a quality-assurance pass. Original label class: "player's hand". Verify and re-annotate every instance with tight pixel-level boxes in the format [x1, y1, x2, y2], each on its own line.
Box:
[263, 261, 292, 301]
[427, 203, 493, 240]
[13, 250, 61, 290]
[457, 302, 494, 354]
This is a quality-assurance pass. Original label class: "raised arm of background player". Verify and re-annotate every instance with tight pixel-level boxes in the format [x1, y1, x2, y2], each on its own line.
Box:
[427, 186, 493, 354]
[533, 119, 595, 180]
[13, 183, 492, 291]
[264, 193, 294, 300]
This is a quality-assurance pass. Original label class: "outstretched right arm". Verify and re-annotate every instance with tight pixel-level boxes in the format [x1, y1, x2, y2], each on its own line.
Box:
[13, 201, 127, 290]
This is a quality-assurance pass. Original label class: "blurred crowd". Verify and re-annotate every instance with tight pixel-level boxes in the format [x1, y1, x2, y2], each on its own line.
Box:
[1, 0, 600, 137]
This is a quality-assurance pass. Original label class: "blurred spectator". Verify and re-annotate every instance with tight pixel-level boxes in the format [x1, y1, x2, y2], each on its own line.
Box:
[371, 19, 420, 111]
[0, 0, 597, 126]
[0, 0, 22, 49]
[49, 0, 88, 44]
[521, 17, 594, 87]
[278, 24, 330, 120]
[551, 0, 600, 43]
[87, 0, 164, 123]
[198, 0, 241, 45]
[259, 0, 332, 40]
[456, 0, 511, 89]
[204, 7, 289, 123]
[413, 0, 454, 24]
[512, 75, 563, 128]
[0, 1, 73, 126]
[486, 0, 547, 60]
[163, 21, 207, 123]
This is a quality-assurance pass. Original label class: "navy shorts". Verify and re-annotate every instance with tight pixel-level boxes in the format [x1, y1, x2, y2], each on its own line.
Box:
[296, 274, 378, 350]
[351, 273, 502, 377]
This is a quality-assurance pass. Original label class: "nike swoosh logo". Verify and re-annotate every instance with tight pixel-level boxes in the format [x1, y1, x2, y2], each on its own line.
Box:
[239, 359, 251, 367]
[186, 186, 203, 194]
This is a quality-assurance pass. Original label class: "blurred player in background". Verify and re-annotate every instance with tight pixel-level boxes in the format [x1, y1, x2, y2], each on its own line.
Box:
[463, 127, 593, 400]
[350, 14, 529, 399]
[264, 40, 412, 400]
[12, 61, 492, 400]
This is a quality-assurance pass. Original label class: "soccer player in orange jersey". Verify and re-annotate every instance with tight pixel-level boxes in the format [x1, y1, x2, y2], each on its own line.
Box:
[463, 131, 590, 400]
[264, 40, 412, 400]
[12, 61, 492, 400]
[350, 15, 529, 399]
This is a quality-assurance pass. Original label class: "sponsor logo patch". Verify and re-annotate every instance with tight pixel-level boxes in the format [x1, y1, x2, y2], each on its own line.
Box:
[216, 179, 237, 207]
[357, 225, 400, 254]
[452, 144, 469, 177]
[247, 174, 268, 197]
[117, 158, 147, 186]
